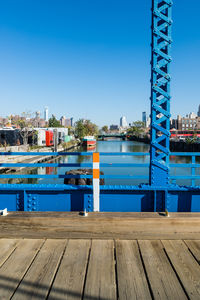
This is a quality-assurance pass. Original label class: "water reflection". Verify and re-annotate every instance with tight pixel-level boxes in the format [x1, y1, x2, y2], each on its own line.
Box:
[1, 140, 199, 186]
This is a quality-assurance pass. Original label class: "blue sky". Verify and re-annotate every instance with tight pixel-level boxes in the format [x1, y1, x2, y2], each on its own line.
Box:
[0, 0, 200, 126]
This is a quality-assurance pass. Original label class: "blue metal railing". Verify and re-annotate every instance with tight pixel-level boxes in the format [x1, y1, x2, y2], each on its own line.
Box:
[0, 151, 199, 186]
[0, 151, 200, 212]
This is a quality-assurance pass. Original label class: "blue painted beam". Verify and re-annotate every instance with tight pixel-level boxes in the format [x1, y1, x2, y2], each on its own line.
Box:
[150, 0, 173, 187]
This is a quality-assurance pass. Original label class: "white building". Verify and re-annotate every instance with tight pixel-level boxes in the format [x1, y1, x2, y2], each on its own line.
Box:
[44, 107, 49, 122]
[189, 112, 197, 119]
[34, 127, 69, 146]
[120, 116, 128, 128]
[146, 116, 151, 128]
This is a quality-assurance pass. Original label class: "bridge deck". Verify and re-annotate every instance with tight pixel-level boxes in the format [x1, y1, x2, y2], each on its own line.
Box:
[0, 213, 200, 299]
[0, 238, 199, 299]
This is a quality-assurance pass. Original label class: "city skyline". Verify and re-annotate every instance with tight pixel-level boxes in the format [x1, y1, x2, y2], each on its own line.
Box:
[0, 1, 200, 126]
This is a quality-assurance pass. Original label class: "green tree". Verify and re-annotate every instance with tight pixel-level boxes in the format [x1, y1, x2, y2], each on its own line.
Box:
[48, 115, 62, 127]
[75, 119, 99, 139]
[102, 125, 109, 133]
[127, 121, 145, 137]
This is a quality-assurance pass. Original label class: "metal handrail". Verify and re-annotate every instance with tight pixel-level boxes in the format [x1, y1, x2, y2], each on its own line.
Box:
[0, 151, 199, 184]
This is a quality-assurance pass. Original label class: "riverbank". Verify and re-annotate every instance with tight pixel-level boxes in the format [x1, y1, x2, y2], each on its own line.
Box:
[0, 140, 81, 175]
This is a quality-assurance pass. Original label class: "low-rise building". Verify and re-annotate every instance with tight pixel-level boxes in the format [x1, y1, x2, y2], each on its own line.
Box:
[177, 113, 200, 131]
[110, 125, 119, 131]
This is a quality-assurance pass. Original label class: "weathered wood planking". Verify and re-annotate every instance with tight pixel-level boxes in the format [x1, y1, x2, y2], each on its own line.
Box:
[116, 240, 151, 300]
[0, 239, 19, 268]
[184, 240, 200, 263]
[83, 240, 117, 300]
[1, 212, 200, 239]
[48, 239, 90, 300]
[0, 239, 44, 299]
[0, 236, 200, 299]
[139, 240, 187, 299]
[162, 240, 200, 299]
[12, 239, 66, 300]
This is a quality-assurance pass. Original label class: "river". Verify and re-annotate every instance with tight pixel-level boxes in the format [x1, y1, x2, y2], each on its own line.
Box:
[3, 140, 200, 186]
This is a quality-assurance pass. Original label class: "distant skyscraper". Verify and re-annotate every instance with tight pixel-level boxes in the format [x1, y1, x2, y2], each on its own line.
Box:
[60, 116, 66, 127]
[198, 105, 200, 117]
[142, 112, 147, 125]
[35, 111, 40, 119]
[44, 107, 48, 122]
[120, 116, 128, 128]
[65, 117, 74, 127]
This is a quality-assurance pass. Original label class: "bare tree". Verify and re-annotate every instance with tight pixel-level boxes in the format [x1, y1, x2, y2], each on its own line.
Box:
[16, 112, 33, 145]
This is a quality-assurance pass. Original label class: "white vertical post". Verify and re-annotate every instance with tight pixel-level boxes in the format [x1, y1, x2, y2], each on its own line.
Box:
[93, 153, 100, 212]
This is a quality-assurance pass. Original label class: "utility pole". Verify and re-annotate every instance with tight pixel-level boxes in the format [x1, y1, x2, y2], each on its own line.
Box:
[53, 129, 58, 152]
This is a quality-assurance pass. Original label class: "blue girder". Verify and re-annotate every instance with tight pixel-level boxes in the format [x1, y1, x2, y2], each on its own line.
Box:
[150, 0, 172, 186]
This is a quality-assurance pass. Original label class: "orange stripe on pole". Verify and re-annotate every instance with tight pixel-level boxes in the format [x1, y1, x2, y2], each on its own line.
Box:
[93, 153, 99, 163]
[93, 169, 100, 179]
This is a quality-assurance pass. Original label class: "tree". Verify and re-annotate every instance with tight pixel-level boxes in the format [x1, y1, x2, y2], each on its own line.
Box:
[16, 119, 33, 145]
[48, 115, 62, 128]
[75, 119, 99, 139]
[102, 125, 109, 133]
[127, 121, 145, 137]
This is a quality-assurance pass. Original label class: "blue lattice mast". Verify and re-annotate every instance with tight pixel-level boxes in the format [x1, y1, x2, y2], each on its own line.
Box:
[150, 0, 172, 186]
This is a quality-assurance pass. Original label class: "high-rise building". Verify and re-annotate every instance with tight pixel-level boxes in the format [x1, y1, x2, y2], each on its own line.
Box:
[142, 112, 147, 125]
[120, 116, 128, 128]
[60, 116, 66, 127]
[146, 116, 151, 128]
[44, 107, 48, 122]
[65, 118, 73, 127]
[198, 105, 200, 117]
[35, 111, 40, 119]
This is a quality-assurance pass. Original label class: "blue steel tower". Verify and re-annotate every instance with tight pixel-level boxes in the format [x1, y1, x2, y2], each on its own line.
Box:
[150, 0, 172, 187]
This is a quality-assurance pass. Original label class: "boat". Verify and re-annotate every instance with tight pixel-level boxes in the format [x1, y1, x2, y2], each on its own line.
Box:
[83, 136, 96, 149]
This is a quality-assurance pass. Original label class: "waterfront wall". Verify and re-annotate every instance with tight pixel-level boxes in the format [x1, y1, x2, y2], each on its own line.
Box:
[0, 145, 29, 152]
[129, 136, 200, 152]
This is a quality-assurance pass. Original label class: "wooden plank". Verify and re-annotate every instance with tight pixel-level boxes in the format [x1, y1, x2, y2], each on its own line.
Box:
[6, 211, 200, 219]
[139, 240, 187, 299]
[116, 240, 151, 300]
[48, 239, 90, 300]
[0, 239, 43, 299]
[12, 239, 67, 300]
[83, 240, 116, 300]
[162, 240, 200, 299]
[0, 239, 19, 267]
[184, 240, 200, 263]
[1, 212, 200, 239]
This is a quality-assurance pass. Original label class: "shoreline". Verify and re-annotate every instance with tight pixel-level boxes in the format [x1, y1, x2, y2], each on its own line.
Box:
[0, 141, 81, 180]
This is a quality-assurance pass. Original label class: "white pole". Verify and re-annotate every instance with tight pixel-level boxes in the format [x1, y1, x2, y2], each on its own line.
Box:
[93, 153, 100, 212]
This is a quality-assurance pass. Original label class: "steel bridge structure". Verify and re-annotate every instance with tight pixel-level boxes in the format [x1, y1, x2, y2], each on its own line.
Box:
[1, 0, 200, 213]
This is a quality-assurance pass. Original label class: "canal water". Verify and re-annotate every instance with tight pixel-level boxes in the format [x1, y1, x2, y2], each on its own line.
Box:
[3, 139, 200, 186]
[33, 140, 150, 186]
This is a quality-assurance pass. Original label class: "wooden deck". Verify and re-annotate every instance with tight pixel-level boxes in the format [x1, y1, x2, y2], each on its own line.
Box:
[0, 238, 200, 299]
[0, 213, 200, 299]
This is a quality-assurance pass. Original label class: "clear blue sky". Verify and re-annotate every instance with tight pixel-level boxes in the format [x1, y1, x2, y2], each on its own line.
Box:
[0, 0, 200, 126]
